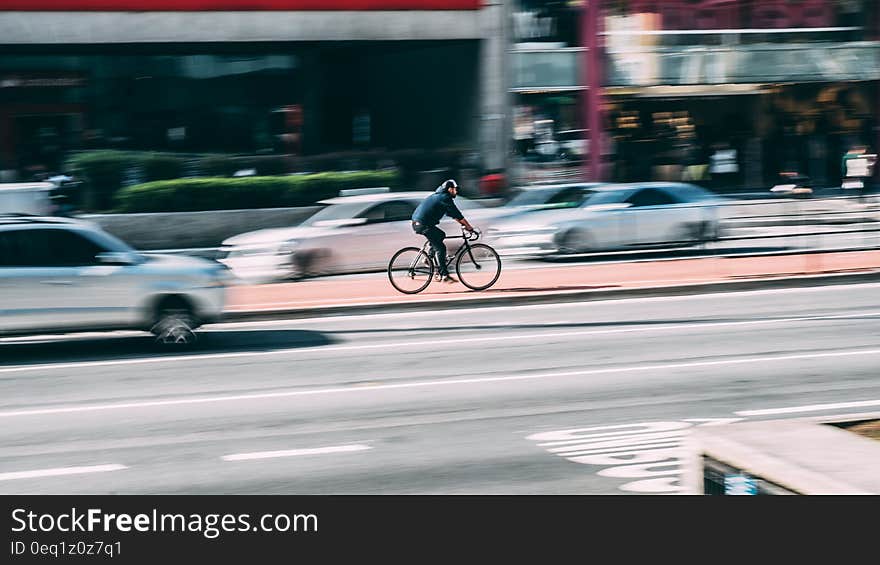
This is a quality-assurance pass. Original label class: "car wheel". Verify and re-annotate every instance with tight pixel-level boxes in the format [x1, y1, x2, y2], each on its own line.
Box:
[558, 229, 592, 255]
[706, 221, 722, 241]
[151, 300, 198, 346]
[291, 249, 331, 280]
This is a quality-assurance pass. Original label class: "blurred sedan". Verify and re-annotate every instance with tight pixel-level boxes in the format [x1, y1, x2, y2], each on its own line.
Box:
[486, 182, 723, 256]
[219, 191, 494, 282]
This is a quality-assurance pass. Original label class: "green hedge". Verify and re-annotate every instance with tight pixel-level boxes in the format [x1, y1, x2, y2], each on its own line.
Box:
[142, 154, 185, 182]
[115, 170, 401, 213]
[65, 148, 468, 211]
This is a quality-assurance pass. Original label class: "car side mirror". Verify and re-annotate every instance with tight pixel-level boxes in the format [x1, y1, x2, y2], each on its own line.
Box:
[96, 251, 140, 266]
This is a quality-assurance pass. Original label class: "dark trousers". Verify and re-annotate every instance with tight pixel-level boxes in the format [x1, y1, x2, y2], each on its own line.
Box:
[412, 221, 448, 275]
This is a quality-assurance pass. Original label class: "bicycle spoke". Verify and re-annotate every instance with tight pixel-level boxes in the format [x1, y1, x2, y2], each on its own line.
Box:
[388, 247, 434, 294]
[456, 244, 501, 291]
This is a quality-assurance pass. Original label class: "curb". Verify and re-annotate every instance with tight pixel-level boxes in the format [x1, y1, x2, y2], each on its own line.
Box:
[223, 269, 880, 322]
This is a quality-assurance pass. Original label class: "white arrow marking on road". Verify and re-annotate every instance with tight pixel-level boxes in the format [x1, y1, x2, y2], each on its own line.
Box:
[222, 444, 372, 462]
[0, 464, 127, 482]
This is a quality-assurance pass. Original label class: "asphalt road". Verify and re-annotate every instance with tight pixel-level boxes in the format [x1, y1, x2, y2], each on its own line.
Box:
[2, 283, 880, 494]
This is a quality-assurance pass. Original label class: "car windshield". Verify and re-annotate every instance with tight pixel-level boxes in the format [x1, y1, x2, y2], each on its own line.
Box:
[301, 202, 370, 226]
[86, 227, 137, 253]
[506, 187, 576, 207]
[669, 184, 722, 202]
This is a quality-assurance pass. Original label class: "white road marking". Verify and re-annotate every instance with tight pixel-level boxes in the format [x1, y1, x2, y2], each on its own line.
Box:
[0, 464, 127, 482]
[527, 421, 694, 494]
[214, 281, 880, 327]
[736, 399, 880, 417]
[222, 444, 372, 462]
[4, 310, 880, 375]
[3, 347, 880, 419]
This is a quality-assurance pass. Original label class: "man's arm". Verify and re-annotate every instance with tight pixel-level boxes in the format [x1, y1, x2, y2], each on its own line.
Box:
[456, 217, 475, 232]
[443, 197, 473, 231]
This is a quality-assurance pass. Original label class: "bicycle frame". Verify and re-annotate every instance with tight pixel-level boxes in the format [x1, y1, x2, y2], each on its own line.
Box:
[418, 229, 480, 273]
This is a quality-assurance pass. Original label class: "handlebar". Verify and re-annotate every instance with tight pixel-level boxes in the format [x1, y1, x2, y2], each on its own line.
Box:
[462, 227, 481, 241]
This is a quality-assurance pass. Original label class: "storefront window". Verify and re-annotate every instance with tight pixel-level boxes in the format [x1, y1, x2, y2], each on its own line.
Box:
[0, 53, 301, 172]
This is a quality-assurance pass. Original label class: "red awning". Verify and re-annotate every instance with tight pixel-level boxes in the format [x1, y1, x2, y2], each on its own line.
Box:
[0, 0, 481, 10]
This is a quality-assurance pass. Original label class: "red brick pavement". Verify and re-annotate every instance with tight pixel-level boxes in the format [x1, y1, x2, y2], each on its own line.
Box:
[226, 250, 880, 313]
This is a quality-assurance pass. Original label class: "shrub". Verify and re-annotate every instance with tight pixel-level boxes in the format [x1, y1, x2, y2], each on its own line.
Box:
[115, 170, 401, 213]
[141, 153, 186, 182]
[64, 150, 133, 211]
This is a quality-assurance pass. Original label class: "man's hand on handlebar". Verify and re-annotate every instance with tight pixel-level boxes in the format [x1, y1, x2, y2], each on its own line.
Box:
[457, 218, 476, 232]
[460, 225, 480, 240]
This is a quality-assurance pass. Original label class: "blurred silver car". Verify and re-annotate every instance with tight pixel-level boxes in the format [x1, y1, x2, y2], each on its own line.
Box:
[0, 214, 227, 344]
[220, 191, 495, 282]
[486, 182, 723, 256]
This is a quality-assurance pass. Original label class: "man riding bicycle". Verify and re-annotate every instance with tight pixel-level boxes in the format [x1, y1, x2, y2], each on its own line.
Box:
[411, 179, 476, 283]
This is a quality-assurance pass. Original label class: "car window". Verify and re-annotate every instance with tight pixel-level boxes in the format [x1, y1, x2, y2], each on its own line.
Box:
[547, 187, 594, 207]
[360, 203, 386, 222]
[359, 201, 415, 223]
[506, 188, 560, 207]
[582, 190, 627, 206]
[383, 201, 416, 222]
[301, 202, 368, 226]
[625, 188, 678, 207]
[0, 228, 106, 267]
[664, 183, 720, 203]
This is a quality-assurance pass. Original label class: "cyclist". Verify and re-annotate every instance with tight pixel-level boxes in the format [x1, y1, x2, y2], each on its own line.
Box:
[411, 179, 476, 283]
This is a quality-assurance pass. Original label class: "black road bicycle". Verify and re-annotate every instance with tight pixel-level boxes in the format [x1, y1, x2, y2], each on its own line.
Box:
[387, 227, 502, 294]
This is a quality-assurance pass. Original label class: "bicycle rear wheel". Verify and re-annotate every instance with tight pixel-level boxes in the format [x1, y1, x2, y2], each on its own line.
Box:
[388, 247, 434, 294]
[456, 243, 501, 291]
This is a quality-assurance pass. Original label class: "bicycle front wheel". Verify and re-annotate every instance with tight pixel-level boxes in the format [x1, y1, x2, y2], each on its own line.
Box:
[456, 243, 501, 291]
[388, 247, 434, 294]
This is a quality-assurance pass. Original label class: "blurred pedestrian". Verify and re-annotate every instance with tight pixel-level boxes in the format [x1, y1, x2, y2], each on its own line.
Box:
[709, 141, 739, 191]
[841, 145, 877, 203]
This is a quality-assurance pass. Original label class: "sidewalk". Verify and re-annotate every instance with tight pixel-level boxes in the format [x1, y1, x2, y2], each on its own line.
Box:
[225, 249, 880, 319]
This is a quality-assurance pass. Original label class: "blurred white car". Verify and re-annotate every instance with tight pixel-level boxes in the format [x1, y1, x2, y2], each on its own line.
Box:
[220, 191, 497, 282]
[0, 214, 227, 344]
[486, 182, 723, 256]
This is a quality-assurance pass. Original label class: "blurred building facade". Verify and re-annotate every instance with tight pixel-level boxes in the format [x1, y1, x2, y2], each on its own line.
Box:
[512, 0, 880, 191]
[2, 1, 878, 194]
[0, 1, 509, 184]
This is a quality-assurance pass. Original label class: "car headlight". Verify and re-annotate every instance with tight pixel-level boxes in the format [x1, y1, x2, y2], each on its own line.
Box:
[225, 244, 285, 258]
[278, 239, 300, 255]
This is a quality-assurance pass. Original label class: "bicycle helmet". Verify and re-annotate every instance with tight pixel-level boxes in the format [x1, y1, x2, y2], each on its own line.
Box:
[440, 179, 458, 192]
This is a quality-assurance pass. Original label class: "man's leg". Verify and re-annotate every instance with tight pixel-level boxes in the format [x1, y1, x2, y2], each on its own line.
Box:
[424, 226, 448, 276]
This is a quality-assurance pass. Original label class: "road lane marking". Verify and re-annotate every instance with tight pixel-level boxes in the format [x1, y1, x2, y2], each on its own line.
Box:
[0, 464, 127, 482]
[735, 399, 880, 417]
[222, 444, 372, 462]
[3, 347, 880, 418]
[4, 311, 880, 375]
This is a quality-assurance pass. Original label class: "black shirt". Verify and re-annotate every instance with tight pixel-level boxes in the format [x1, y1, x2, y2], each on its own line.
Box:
[411, 189, 464, 227]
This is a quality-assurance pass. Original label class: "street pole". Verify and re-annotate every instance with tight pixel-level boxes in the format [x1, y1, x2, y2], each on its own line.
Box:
[583, 0, 603, 182]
